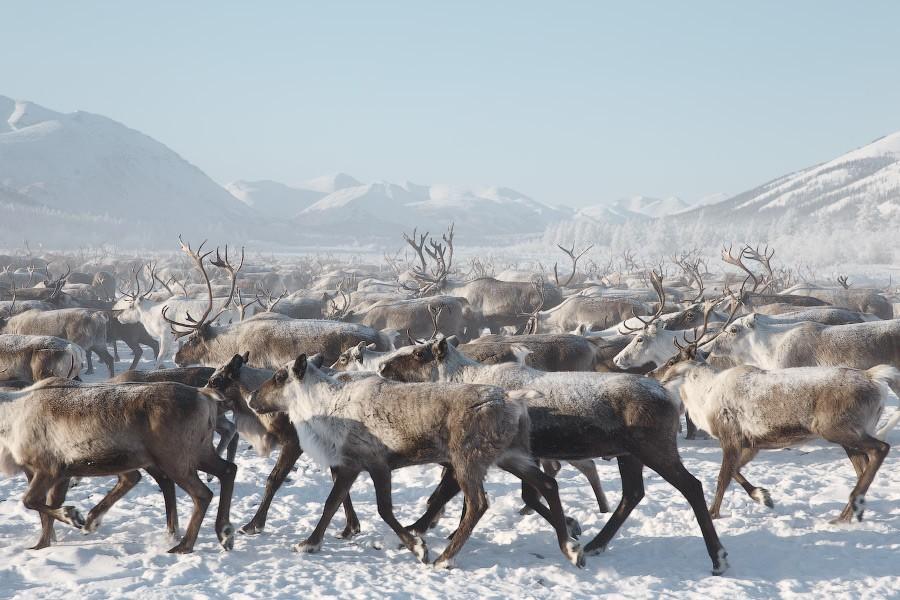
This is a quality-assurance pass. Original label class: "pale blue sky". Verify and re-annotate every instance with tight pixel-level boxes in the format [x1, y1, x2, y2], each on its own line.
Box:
[2, 2, 899, 207]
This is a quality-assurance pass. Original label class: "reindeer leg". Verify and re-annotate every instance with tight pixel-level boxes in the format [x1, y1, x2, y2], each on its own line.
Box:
[241, 438, 302, 535]
[83, 470, 142, 533]
[166, 470, 213, 554]
[731, 448, 771, 508]
[709, 445, 740, 519]
[499, 457, 584, 568]
[583, 454, 644, 555]
[833, 435, 889, 523]
[407, 465, 460, 535]
[369, 465, 429, 563]
[296, 466, 359, 553]
[520, 460, 560, 515]
[92, 344, 115, 377]
[198, 451, 237, 550]
[332, 468, 361, 539]
[35, 478, 70, 549]
[127, 340, 142, 370]
[146, 467, 179, 536]
[23, 472, 85, 548]
[638, 440, 729, 576]
[432, 464, 490, 569]
[85, 350, 95, 375]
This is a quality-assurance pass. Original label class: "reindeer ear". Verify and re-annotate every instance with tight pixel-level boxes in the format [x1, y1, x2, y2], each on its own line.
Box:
[242, 351, 250, 363]
[229, 353, 244, 370]
[309, 353, 325, 368]
[745, 314, 756, 329]
[434, 337, 449, 359]
[365, 343, 376, 350]
[292, 354, 308, 378]
[356, 341, 367, 352]
[446, 335, 460, 347]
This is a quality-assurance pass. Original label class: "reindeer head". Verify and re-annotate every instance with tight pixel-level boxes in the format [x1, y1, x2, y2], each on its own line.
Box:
[330, 341, 374, 371]
[377, 337, 452, 383]
[249, 353, 328, 414]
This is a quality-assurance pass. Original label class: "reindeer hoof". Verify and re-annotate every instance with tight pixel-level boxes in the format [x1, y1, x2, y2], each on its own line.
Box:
[519, 506, 535, 516]
[752, 488, 774, 509]
[239, 521, 263, 535]
[293, 540, 321, 553]
[565, 539, 585, 568]
[565, 516, 582, 539]
[433, 557, 454, 570]
[338, 523, 361, 539]
[167, 541, 194, 554]
[711, 548, 730, 575]
[219, 525, 234, 550]
[411, 535, 429, 563]
[64, 506, 86, 529]
[83, 513, 102, 533]
[29, 540, 51, 551]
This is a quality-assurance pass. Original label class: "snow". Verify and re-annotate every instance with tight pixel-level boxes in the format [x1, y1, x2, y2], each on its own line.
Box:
[1, 346, 899, 599]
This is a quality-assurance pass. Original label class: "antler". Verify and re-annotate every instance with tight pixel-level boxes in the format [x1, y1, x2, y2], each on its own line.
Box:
[407, 303, 446, 345]
[325, 280, 351, 320]
[255, 284, 288, 312]
[553, 242, 593, 287]
[161, 236, 215, 338]
[619, 270, 666, 333]
[742, 244, 775, 292]
[402, 228, 429, 272]
[207, 245, 245, 324]
[836, 275, 850, 289]
[721, 244, 760, 292]
[402, 223, 455, 296]
[518, 277, 546, 334]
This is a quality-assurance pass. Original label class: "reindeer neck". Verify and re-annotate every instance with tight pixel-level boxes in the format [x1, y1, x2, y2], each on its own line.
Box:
[678, 362, 719, 413]
[440, 348, 481, 383]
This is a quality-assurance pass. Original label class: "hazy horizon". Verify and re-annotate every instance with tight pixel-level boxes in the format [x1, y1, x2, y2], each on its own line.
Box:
[3, 2, 900, 208]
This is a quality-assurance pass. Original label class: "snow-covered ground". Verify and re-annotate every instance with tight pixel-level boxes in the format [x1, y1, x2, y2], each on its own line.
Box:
[2, 347, 899, 599]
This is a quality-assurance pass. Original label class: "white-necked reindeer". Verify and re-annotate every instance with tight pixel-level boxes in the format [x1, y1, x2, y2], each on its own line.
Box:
[650, 304, 896, 522]
[248, 354, 585, 569]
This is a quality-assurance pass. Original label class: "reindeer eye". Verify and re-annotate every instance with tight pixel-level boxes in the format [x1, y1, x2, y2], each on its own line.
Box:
[636, 337, 644, 343]
[339, 356, 347, 363]
[729, 326, 738, 333]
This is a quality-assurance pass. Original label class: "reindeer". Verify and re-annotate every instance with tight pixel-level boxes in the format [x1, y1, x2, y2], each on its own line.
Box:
[705, 316, 900, 403]
[0, 334, 84, 382]
[0, 378, 236, 552]
[0, 308, 113, 376]
[205, 353, 361, 537]
[162, 241, 393, 368]
[248, 354, 585, 569]
[114, 246, 242, 366]
[378, 338, 729, 575]
[649, 309, 895, 522]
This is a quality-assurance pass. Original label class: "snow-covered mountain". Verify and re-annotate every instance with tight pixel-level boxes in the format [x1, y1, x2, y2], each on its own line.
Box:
[0, 95, 255, 248]
[683, 132, 900, 224]
[293, 180, 570, 242]
[226, 180, 325, 218]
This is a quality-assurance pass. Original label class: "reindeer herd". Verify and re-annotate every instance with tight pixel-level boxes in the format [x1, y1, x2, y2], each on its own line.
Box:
[0, 228, 898, 575]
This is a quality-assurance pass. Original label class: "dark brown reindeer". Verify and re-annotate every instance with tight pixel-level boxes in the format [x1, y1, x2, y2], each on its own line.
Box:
[378, 338, 729, 575]
[0, 378, 236, 553]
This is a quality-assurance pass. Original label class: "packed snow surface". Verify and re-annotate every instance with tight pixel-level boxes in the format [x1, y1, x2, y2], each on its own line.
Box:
[1, 347, 899, 599]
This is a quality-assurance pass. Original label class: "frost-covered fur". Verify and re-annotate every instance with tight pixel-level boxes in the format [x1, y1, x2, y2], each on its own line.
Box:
[113, 295, 238, 366]
[653, 353, 894, 521]
[206, 353, 360, 537]
[0, 334, 84, 382]
[249, 355, 584, 568]
[1, 309, 111, 376]
[707, 316, 900, 401]
[173, 313, 391, 368]
[378, 339, 729, 575]
[330, 342, 387, 372]
[0, 378, 236, 553]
